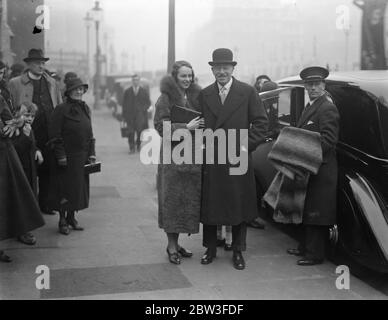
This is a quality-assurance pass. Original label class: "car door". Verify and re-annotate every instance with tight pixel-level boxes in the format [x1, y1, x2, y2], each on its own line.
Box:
[252, 86, 304, 195]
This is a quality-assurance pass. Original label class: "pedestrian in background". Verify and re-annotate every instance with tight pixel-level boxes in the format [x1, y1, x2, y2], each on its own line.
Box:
[49, 77, 96, 235]
[154, 61, 203, 265]
[9, 49, 63, 216]
[254, 74, 271, 93]
[122, 74, 151, 154]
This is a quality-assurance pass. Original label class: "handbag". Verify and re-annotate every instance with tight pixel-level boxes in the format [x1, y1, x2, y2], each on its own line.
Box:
[120, 121, 129, 138]
[84, 161, 101, 175]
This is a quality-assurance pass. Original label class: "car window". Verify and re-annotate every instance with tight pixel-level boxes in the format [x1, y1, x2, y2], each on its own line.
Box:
[278, 89, 291, 126]
[327, 85, 386, 158]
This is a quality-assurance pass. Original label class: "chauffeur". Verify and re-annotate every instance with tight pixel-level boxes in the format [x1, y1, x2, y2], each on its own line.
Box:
[287, 66, 340, 266]
[199, 48, 268, 270]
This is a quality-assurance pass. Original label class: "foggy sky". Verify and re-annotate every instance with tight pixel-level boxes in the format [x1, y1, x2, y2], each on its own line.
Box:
[45, 0, 369, 76]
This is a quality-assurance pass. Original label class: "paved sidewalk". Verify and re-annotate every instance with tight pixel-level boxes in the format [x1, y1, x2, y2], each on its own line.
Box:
[0, 106, 386, 300]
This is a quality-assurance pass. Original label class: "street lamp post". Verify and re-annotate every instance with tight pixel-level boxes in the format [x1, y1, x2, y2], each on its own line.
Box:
[167, 0, 175, 73]
[91, 1, 103, 109]
[84, 12, 93, 81]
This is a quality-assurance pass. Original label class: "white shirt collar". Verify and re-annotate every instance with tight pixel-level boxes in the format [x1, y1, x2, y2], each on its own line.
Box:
[217, 78, 233, 93]
[28, 71, 42, 80]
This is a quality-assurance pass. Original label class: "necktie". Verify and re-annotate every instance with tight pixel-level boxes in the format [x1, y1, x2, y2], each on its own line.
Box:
[134, 87, 138, 95]
[219, 87, 227, 105]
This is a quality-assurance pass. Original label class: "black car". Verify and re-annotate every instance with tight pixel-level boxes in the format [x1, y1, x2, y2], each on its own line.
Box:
[252, 71, 388, 273]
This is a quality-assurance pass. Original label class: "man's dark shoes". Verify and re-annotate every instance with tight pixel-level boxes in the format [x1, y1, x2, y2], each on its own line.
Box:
[66, 217, 84, 231]
[177, 246, 193, 258]
[216, 238, 225, 247]
[224, 243, 233, 251]
[201, 248, 216, 265]
[287, 248, 304, 256]
[232, 251, 245, 270]
[297, 258, 324, 266]
[248, 219, 265, 229]
[0, 251, 11, 263]
[166, 249, 181, 265]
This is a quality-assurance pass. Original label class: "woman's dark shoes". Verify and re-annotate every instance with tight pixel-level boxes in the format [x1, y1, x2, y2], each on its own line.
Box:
[66, 217, 84, 231]
[248, 218, 266, 229]
[17, 232, 36, 245]
[177, 246, 193, 258]
[287, 248, 304, 256]
[232, 251, 245, 270]
[58, 221, 70, 235]
[166, 249, 181, 265]
[201, 248, 216, 265]
[41, 207, 56, 215]
[297, 258, 324, 266]
[224, 243, 233, 251]
[0, 251, 12, 263]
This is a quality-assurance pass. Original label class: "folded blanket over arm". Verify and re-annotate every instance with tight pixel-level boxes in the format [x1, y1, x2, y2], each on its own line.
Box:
[263, 127, 322, 224]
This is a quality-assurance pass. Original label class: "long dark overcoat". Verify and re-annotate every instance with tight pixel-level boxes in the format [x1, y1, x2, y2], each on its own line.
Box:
[0, 99, 44, 240]
[199, 78, 268, 226]
[154, 76, 202, 234]
[48, 98, 96, 211]
[122, 86, 151, 133]
[296, 94, 340, 226]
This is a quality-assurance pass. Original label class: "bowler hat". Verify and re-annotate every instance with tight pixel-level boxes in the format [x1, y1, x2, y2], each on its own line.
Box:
[64, 77, 88, 95]
[209, 48, 237, 66]
[300, 66, 329, 82]
[23, 49, 49, 63]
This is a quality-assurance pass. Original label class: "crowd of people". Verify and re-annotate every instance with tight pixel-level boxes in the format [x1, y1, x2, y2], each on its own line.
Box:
[154, 48, 339, 270]
[0, 49, 96, 262]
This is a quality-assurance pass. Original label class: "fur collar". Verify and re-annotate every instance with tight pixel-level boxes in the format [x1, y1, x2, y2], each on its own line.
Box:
[160, 75, 201, 107]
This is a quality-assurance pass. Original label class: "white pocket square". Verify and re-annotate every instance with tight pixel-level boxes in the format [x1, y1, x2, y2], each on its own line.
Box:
[307, 120, 314, 125]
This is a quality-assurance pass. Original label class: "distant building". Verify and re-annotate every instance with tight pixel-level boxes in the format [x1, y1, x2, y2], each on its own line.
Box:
[7, 0, 45, 63]
[0, 0, 14, 64]
[187, 0, 361, 83]
[45, 50, 88, 79]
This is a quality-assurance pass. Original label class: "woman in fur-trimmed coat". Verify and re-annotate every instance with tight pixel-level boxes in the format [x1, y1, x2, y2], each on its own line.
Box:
[154, 61, 203, 265]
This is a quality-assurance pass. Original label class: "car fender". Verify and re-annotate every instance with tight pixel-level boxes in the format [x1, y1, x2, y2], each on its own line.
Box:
[347, 173, 388, 261]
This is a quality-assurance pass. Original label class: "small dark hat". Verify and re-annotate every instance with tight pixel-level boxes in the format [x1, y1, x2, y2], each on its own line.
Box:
[64, 72, 78, 84]
[260, 81, 278, 93]
[65, 77, 88, 95]
[300, 66, 329, 82]
[209, 48, 237, 66]
[23, 49, 49, 63]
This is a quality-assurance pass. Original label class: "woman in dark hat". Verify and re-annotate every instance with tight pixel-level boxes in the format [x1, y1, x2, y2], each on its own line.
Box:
[154, 60, 204, 264]
[48, 77, 96, 235]
[0, 94, 45, 262]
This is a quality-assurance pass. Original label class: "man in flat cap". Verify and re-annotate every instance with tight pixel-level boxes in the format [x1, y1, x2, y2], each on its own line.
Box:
[9, 49, 63, 216]
[199, 48, 268, 270]
[287, 66, 340, 266]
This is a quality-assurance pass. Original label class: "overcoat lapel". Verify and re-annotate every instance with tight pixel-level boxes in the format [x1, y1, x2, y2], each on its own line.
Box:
[204, 82, 222, 118]
[215, 79, 245, 128]
[297, 94, 326, 128]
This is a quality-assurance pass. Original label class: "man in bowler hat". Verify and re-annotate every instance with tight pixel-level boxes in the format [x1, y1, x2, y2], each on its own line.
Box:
[199, 48, 268, 270]
[9, 49, 63, 215]
[287, 66, 340, 266]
